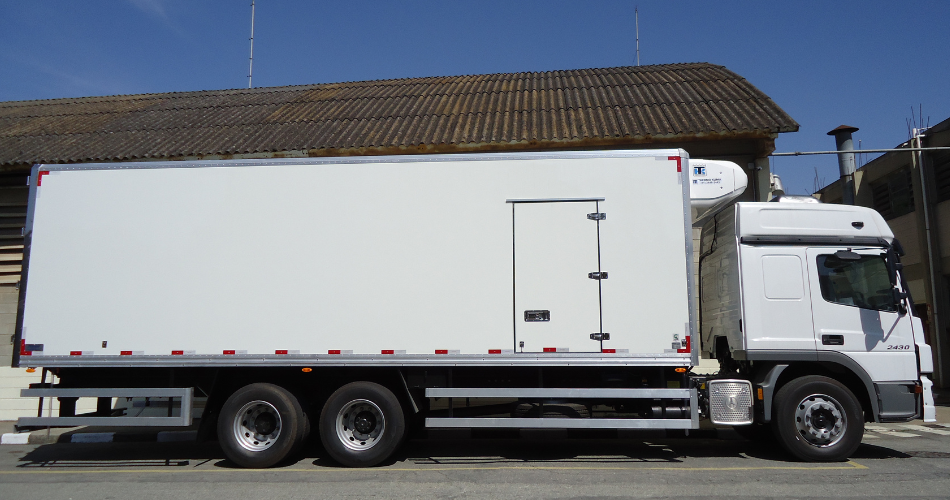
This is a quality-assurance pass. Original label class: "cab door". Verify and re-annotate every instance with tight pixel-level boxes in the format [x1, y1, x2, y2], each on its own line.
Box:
[805, 247, 918, 381]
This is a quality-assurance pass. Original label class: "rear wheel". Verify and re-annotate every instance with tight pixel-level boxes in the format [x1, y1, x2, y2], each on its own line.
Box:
[319, 382, 406, 467]
[772, 376, 863, 461]
[217, 383, 307, 468]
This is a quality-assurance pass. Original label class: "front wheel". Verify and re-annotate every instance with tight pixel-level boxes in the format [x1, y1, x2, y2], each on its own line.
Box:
[319, 382, 406, 467]
[772, 376, 864, 461]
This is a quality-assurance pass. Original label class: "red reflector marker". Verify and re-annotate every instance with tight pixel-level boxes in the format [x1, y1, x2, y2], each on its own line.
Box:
[223, 350, 236, 355]
[677, 336, 691, 354]
[171, 350, 184, 355]
[488, 349, 502, 354]
[668, 156, 682, 172]
[36, 170, 50, 186]
[120, 351, 133, 356]
[275, 350, 289, 355]
[70, 351, 82, 356]
[543, 347, 557, 353]
[381, 350, 395, 355]
[602, 348, 616, 353]
[328, 350, 341, 355]
[435, 349, 448, 355]
[20, 340, 31, 356]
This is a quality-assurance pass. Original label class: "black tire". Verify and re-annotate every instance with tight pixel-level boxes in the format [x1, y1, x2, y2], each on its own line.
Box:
[772, 376, 864, 461]
[217, 383, 306, 468]
[319, 382, 406, 468]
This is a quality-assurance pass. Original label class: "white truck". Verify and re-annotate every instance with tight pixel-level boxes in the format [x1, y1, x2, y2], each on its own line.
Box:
[12, 149, 935, 467]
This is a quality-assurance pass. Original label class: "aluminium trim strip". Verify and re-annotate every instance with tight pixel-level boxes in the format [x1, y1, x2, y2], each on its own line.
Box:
[425, 388, 691, 398]
[18, 354, 692, 368]
[31, 149, 687, 173]
[506, 197, 605, 204]
[20, 388, 191, 398]
[425, 417, 695, 429]
[17, 416, 191, 427]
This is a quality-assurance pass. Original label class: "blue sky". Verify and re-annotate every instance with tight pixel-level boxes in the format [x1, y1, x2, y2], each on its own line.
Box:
[1, 1, 948, 195]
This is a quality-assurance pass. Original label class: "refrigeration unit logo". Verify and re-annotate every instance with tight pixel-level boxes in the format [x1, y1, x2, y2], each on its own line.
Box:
[692, 164, 721, 185]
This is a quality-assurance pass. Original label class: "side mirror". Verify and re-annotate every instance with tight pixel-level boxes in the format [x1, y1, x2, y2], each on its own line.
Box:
[893, 288, 908, 316]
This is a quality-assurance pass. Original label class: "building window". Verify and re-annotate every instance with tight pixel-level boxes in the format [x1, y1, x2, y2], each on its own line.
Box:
[870, 168, 914, 220]
[932, 150, 950, 202]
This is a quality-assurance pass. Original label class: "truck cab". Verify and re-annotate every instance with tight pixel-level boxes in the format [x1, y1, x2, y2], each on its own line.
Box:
[699, 201, 936, 460]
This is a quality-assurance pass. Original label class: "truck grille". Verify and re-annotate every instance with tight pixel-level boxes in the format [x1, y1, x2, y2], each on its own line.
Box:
[708, 379, 753, 425]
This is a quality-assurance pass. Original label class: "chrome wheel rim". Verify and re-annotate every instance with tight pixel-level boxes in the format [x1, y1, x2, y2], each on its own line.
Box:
[232, 400, 282, 452]
[795, 393, 846, 447]
[336, 399, 385, 451]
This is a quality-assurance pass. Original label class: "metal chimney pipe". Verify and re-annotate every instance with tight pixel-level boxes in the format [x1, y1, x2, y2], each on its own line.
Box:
[827, 125, 859, 205]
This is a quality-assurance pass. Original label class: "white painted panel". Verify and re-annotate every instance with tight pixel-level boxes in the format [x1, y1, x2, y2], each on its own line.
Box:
[22, 152, 693, 357]
[762, 255, 804, 300]
[736, 203, 894, 241]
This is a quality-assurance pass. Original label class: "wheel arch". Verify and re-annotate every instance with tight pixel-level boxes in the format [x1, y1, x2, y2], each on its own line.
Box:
[766, 360, 878, 423]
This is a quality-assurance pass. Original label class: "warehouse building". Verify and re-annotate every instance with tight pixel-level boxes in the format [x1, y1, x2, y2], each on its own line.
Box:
[0, 62, 798, 418]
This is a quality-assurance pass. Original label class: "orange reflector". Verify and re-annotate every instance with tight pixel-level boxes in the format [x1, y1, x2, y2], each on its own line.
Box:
[301, 367, 312, 373]
[914, 385, 923, 394]
[757, 387, 764, 400]
[25, 367, 35, 373]
[674, 367, 687, 373]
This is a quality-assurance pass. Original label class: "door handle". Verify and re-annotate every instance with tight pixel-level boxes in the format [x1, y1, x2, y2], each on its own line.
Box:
[822, 334, 844, 346]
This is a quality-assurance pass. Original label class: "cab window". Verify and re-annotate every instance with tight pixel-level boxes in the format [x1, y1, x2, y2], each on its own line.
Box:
[816, 253, 896, 312]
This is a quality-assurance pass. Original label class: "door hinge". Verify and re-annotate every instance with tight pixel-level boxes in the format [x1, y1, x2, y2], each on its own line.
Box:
[588, 272, 608, 280]
[587, 212, 606, 220]
[590, 333, 610, 341]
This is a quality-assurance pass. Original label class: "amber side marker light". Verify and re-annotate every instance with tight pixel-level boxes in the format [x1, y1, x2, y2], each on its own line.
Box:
[757, 388, 764, 400]
[301, 367, 312, 373]
[25, 367, 35, 373]
[674, 367, 687, 373]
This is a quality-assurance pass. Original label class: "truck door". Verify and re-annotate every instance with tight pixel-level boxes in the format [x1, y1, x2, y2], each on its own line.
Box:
[805, 247, 918, 381]
[511, 199, 605, 353]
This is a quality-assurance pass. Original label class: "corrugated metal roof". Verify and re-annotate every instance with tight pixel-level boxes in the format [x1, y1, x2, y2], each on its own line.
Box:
[0, 63, 798, 166]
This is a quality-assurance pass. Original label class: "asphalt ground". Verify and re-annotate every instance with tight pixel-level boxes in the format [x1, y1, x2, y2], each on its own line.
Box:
[2, 419, 950, 499]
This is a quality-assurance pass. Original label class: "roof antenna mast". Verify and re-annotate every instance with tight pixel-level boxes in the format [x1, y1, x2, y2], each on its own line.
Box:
[635, 6, 640, 66]
[248, 1, 255, 88]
